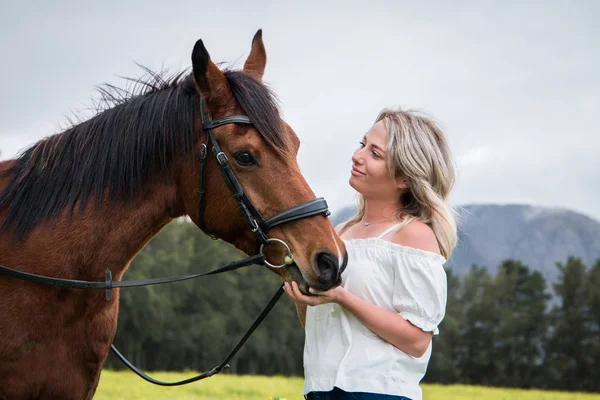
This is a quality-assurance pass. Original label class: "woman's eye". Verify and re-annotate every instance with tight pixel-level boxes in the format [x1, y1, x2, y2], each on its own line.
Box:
[359, 141, 365, 148]
[372, 151, 381, 159]
[234, 152, 255, 166]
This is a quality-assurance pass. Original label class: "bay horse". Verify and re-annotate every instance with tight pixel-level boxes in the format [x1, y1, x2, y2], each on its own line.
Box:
[0, 30, 347, 400]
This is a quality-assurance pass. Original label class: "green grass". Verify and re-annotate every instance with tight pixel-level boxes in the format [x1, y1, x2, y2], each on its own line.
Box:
[96, 371, 600, 400]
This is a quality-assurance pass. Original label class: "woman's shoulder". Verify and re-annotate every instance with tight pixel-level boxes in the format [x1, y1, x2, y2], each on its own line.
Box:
[389, 220, 441, 256]
[336, 218, 443, 260]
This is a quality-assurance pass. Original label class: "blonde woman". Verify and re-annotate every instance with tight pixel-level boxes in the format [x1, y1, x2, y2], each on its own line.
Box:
[284, 109, 458, 400]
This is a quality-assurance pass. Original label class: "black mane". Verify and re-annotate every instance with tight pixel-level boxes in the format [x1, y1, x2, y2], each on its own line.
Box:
[0, 67, 286, 237]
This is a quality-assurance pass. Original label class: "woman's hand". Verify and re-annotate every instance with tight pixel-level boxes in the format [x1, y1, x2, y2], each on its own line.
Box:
[283, 281, 346, 306]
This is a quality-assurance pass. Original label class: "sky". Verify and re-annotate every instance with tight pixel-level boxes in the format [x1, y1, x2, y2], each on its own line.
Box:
[1, 1, 598, 220]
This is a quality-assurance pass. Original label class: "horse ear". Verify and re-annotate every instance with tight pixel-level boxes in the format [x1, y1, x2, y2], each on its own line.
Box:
[191, 39, 229, 101]
[243, 29, 266, 79]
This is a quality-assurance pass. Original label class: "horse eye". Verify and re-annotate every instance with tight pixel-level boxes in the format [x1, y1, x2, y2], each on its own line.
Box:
[234, 152, 255, 166]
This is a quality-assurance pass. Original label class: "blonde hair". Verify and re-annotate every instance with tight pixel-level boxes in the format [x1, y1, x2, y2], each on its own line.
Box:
[342, 109, 458, 259]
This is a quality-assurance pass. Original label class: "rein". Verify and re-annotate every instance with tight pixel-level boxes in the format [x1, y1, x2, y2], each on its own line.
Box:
[0, 94, 331, 386]
[0, 254, 276, 385]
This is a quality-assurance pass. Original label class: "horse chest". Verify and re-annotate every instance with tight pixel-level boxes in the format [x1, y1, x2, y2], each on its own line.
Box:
[0, 287, 119, 399]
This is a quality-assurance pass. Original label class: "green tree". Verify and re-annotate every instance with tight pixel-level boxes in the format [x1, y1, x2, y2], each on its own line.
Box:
[546, 257, 592, 391]
[455, 264, 499, 384]
[586, 260, 600, 391]
[106, 219, 305, 375]
[492, 260, 550, 388]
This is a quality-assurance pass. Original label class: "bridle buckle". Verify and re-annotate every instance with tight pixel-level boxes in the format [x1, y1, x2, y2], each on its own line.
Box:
[198, 143, 207, 160]
[216, 151, 228, 166]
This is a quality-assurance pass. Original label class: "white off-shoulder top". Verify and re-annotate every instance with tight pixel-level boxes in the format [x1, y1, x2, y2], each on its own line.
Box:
[303, 224, 448, 400]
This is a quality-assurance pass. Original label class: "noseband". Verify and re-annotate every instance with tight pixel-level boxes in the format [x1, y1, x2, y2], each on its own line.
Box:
[197, 96, 330, 267]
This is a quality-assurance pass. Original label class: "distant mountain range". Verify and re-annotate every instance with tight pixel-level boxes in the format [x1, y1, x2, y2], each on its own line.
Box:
[332, 204, 600, 284]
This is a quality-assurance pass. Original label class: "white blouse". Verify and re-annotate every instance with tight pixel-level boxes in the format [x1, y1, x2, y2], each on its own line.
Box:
[303, 225, 448, 400]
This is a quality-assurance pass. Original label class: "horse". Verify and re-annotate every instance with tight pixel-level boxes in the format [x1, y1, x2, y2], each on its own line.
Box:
[0, 30, 347, 400]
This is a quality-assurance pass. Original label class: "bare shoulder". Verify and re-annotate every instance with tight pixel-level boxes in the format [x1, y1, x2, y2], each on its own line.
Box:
[389, 220, 441, 255]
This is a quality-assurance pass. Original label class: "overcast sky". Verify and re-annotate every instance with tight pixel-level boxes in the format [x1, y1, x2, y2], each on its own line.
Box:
[1, 1, 598, 221]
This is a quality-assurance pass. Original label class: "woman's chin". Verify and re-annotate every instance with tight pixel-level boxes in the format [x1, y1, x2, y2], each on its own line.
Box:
[348, 178, 363, 193]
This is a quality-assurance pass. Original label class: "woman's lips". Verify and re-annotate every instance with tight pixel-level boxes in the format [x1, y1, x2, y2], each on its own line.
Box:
[351, 166, 365, 176]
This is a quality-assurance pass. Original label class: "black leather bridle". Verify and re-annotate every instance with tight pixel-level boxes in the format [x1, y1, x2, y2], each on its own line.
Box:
[197, 95, 331, 266]
[0, 94, 334, 386]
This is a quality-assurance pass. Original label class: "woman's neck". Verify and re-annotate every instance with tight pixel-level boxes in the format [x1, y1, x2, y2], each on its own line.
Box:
[362, 199, 403, 224]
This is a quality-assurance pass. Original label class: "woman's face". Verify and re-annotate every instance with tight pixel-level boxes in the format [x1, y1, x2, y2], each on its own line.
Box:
[349, 121, 406, 200]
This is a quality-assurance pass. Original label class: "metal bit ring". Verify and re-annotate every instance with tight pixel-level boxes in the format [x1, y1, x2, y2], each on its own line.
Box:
[259, 238, 294, 269]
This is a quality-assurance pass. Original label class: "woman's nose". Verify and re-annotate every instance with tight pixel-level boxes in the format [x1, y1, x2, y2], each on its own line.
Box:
[352, 148, 363, 165]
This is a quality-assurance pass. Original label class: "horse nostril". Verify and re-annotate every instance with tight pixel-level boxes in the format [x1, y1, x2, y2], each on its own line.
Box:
[315, 251, 339, 285]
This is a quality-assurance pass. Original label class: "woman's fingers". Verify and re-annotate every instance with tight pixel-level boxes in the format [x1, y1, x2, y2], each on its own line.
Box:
[284, 281, 316, 306]
[283, 282, 295, 299]
[291, 281, 304, 297]
[291, 281, 309, 304]
[283, 282, 304, 303]
[284, 281, 332, 306]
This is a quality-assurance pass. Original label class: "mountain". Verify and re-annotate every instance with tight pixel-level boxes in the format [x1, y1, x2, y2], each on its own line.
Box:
[332, 203, 600, 284]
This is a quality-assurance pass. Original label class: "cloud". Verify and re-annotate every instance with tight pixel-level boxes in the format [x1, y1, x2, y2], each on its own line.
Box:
[458, 147, 491, 167]
[1, 0, 599, 221]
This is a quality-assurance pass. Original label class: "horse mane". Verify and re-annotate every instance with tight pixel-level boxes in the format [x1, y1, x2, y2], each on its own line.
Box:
[0, 66, 287, 237]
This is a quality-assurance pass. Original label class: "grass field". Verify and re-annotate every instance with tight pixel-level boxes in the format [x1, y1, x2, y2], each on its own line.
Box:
[96, 371, 600, 400]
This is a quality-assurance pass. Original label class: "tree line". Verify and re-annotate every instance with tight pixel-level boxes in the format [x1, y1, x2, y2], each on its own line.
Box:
[106, 219, 600, 392]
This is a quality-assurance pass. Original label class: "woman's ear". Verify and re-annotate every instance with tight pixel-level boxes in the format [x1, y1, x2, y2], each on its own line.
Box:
[396, 177, 409, 190]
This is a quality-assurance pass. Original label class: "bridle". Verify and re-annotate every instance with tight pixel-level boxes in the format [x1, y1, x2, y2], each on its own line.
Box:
[0, 93, 334, 386]
[197, 95, 331, 267]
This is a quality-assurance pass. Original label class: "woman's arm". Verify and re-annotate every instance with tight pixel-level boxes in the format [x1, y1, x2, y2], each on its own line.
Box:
[284, 282, 433, 358]
[335, 286, 433, 357]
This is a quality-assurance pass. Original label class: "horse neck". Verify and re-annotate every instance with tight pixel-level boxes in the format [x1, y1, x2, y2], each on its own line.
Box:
[81, 181, 187, 280]
[1, 175, 185, 282]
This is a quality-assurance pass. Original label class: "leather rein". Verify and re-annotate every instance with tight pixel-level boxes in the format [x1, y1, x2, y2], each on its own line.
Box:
[0, 95, 331, 386]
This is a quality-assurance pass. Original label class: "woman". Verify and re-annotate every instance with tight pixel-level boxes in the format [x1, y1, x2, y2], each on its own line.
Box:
[284, 109, 457, 400]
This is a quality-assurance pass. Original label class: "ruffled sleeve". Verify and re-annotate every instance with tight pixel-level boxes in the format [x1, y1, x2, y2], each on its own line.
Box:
[392, 252, 447, 335]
